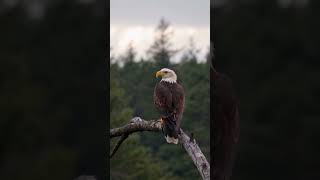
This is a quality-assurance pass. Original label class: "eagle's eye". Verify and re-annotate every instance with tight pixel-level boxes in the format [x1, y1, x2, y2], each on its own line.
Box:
[164, 71, 168, 74]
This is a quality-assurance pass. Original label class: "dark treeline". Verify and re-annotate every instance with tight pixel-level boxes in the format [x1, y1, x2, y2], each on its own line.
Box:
[213, 1, 320, 180]
[110, 19, 210, 180]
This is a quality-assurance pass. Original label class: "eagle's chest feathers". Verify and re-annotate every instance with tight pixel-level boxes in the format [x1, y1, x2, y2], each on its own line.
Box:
[159, 81, 177, 93]
[156, 81, 183, 109]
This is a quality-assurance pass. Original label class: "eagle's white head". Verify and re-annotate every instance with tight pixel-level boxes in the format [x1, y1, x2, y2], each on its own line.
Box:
[155, 68, 177, 83]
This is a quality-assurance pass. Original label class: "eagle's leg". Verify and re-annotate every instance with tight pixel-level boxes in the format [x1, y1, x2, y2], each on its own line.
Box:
[160, 117, 165, 134]
[160, 117, 165, 125]
[162, 112, 175, 120]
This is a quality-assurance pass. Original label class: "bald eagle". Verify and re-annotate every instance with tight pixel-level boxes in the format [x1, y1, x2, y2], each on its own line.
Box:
[154, 68, 185, 144]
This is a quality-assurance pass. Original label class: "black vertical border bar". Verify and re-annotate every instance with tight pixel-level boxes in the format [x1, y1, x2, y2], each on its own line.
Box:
[106, 0, 110, 179]
[210, 0, 214, 178]
[92, 0, 109, 179]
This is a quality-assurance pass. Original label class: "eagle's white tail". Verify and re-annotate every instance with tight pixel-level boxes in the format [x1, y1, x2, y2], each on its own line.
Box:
[165, 135, 178, 144]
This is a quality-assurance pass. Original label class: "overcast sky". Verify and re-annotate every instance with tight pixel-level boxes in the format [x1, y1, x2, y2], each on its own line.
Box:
[110, 0, 210, 62]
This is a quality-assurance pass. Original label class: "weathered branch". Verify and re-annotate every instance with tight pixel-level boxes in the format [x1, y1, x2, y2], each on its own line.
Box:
[110, 133, 129, 158]
[110, 117, 210, 180]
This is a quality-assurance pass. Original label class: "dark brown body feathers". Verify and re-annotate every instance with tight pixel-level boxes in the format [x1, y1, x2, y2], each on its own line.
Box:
[154, 81, 185, 139]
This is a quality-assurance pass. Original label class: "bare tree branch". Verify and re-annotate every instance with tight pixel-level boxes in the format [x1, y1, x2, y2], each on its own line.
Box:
[179, 129, 210, 180]
[110, 117, 210, 180]
[110, 133, 129, 158]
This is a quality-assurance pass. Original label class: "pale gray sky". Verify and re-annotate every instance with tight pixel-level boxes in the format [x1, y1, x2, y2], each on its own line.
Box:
[110, 0, 210, 62]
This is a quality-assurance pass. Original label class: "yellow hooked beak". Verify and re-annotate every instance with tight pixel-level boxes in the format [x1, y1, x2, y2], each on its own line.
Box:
[156, 71, 163, 78]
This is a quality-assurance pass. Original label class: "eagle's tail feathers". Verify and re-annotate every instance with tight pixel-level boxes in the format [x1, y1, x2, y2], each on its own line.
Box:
[165, 135, 179, 144]
[162, 117, 179, 144]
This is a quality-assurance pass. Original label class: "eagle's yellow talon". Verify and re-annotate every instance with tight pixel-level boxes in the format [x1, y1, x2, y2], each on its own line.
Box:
[160, 118, 164, 125]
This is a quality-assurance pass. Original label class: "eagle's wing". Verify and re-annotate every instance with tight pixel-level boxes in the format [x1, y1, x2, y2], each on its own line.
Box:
[154, 82, 173, 117]
[171, 83, 185, 129]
